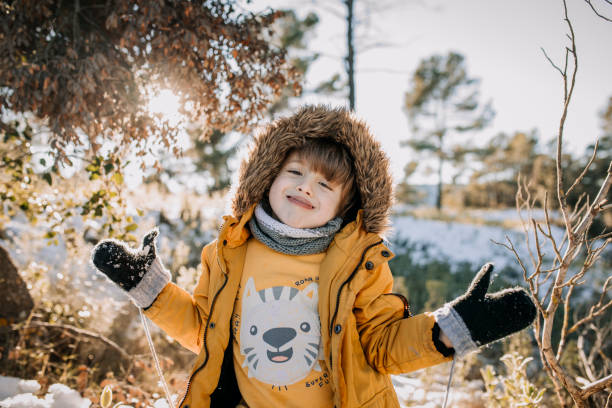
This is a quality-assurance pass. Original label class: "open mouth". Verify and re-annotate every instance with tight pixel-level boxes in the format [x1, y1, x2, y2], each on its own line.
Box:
[287, 195, 314, 209]
[267, 348, 293, 363]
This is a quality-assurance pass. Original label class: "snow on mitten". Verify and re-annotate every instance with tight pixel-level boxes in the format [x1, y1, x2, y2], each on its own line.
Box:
[91, 229, 170, 308]
[434, 263, 536, 357]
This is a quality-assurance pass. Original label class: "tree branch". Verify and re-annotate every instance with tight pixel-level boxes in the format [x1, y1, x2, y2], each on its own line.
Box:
[582, 374, 612, 399]
[584, 0, 612, 22]
[17, 320, 132, 361]
[567, 138, 599, 196]
[554, 0, 579, 240]
[568, 276, 612, 334]
[573, 162, 612, 238]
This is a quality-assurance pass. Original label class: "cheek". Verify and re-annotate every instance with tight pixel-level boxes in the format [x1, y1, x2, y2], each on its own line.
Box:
[268, 178, 283, 202]
[328, 192, 343, 215]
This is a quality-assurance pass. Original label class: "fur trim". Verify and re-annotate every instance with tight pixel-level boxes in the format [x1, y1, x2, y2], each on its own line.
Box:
[231, 105, 394, 234]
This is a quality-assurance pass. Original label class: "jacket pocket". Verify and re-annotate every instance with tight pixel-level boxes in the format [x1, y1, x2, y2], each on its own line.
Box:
[342, 314, 395, 406]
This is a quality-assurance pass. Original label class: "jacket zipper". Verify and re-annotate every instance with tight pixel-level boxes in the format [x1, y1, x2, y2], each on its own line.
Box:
[178, 240, 229, 408]
[328, 239, 383, 368]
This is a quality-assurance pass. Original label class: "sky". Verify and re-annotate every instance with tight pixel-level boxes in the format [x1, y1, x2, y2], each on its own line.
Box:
[245, 0, 612, 184]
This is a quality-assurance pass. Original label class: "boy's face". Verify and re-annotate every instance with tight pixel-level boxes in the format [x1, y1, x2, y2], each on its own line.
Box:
[268, 152, 344, 229]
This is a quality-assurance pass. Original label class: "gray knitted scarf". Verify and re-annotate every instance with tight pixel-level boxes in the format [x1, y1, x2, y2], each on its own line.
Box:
[249, 203, 342, 255]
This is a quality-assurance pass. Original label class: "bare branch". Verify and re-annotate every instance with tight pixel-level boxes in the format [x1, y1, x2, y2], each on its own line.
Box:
[584, 0, 612, 22]
[568, 276, 612, 334]
[589, 232, 612, 242]
[582, 374, 612, 399]
[557, 283, 574, 359]
[516, 174, 538, 268]
[567, 138, 599, 196]
[548, 0, 579, 245]
[540, 47, 565, 76]
[16, 320, 131, 361]
[494, 235, 547, 316]
[574, 162, 612, 238]
[577, 330, 597, 381]
[570, 192, 587, 218]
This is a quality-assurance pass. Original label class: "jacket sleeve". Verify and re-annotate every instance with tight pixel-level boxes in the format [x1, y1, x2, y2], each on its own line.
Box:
[353, 261, 452, 374]
[143, 241, 216, 354]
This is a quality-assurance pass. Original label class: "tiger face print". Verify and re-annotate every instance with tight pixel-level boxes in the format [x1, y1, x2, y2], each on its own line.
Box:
[240, 277, 322, 386]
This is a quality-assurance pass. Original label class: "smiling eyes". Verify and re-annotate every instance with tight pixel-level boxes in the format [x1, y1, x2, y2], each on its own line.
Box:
[286, 169, 333, 190]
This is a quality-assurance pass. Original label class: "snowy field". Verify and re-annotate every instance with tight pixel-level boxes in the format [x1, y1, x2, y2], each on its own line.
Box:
[389, 212, 565, 271]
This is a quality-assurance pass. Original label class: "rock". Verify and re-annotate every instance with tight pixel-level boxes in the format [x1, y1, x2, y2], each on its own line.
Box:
[0, 246, 34, 324]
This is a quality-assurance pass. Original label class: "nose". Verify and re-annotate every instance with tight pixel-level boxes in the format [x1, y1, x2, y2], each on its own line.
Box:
[296, 185, 311, 195]
[296, 178, 314, 196]
[263, 327, 296, 349]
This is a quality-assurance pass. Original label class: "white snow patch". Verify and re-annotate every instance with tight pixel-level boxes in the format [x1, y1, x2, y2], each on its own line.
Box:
[0, 376, 40, 399]
[0, 378, 90, 408]
[0, 376, 177, 408]
[0, 393, 50, 408]
[390, 215, 565, 270]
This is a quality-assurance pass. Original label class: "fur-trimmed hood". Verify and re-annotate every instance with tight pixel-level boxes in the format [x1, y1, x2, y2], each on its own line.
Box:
[231, 105, 393, 234]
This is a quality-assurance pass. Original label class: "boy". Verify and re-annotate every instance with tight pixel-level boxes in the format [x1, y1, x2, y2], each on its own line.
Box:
[92, 106, 535, 408]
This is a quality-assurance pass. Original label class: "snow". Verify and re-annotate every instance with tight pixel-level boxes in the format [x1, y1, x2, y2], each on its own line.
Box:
[0, 376, 175, 408]
[0, 377, 40, 399]
[1, 374, 478, 408]
[0, 380, 90, 408]
[389, 213, 566, 271]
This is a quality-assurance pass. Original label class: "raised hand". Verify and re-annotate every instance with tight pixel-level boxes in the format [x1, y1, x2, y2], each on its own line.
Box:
[91, 229, 170, 308]
[435, 263, 536, 356]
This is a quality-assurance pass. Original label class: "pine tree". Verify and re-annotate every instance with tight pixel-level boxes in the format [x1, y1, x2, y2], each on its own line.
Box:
[403, 52, 494, 209]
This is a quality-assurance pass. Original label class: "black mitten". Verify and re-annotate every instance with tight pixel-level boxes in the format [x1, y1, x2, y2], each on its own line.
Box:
[435, 263, 536, 356]
[91, 229, 170, 308]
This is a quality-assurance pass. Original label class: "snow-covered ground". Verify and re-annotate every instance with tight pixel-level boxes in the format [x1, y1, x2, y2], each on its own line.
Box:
[0, 377, 91, 408]
[389, 212, 565, 271]
[0, 374, 479, 408]
[0, 376, 174, 408]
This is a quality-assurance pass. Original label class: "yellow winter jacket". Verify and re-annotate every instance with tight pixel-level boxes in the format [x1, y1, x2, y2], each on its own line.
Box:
[144, 206, 452, 408]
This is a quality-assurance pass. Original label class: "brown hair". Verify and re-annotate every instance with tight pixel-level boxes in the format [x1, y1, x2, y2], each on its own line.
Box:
[288, 138, 358, 219]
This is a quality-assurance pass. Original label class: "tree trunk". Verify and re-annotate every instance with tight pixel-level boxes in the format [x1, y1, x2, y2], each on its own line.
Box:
[345, 0, 355, 111]
[0, 246, 34, 324]
[436, 133, 444, 210]
[436, 160, 443, 210]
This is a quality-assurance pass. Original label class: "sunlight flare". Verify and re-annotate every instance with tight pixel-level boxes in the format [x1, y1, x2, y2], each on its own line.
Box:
[148, 89, 182, 126]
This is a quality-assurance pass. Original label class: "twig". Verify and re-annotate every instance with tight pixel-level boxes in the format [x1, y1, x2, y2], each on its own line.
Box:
[493, 236, 547, 316]
[15, 320, 132, 361]
[540, 47, 565, 76]
[557, 283, 574, 360]
[567, 138, 599, 196]
[582, 374, 612, 399]
[573, 162, 612, 238]
[553, 0, 578, 240]
[577, 331, 596, 381]
[568, 276, 612, 334]
[516, 174, 538, 268]
[584, 0, 612, 22]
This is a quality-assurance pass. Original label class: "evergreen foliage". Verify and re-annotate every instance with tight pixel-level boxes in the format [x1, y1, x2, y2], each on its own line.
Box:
[403, 52, 494, 209]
